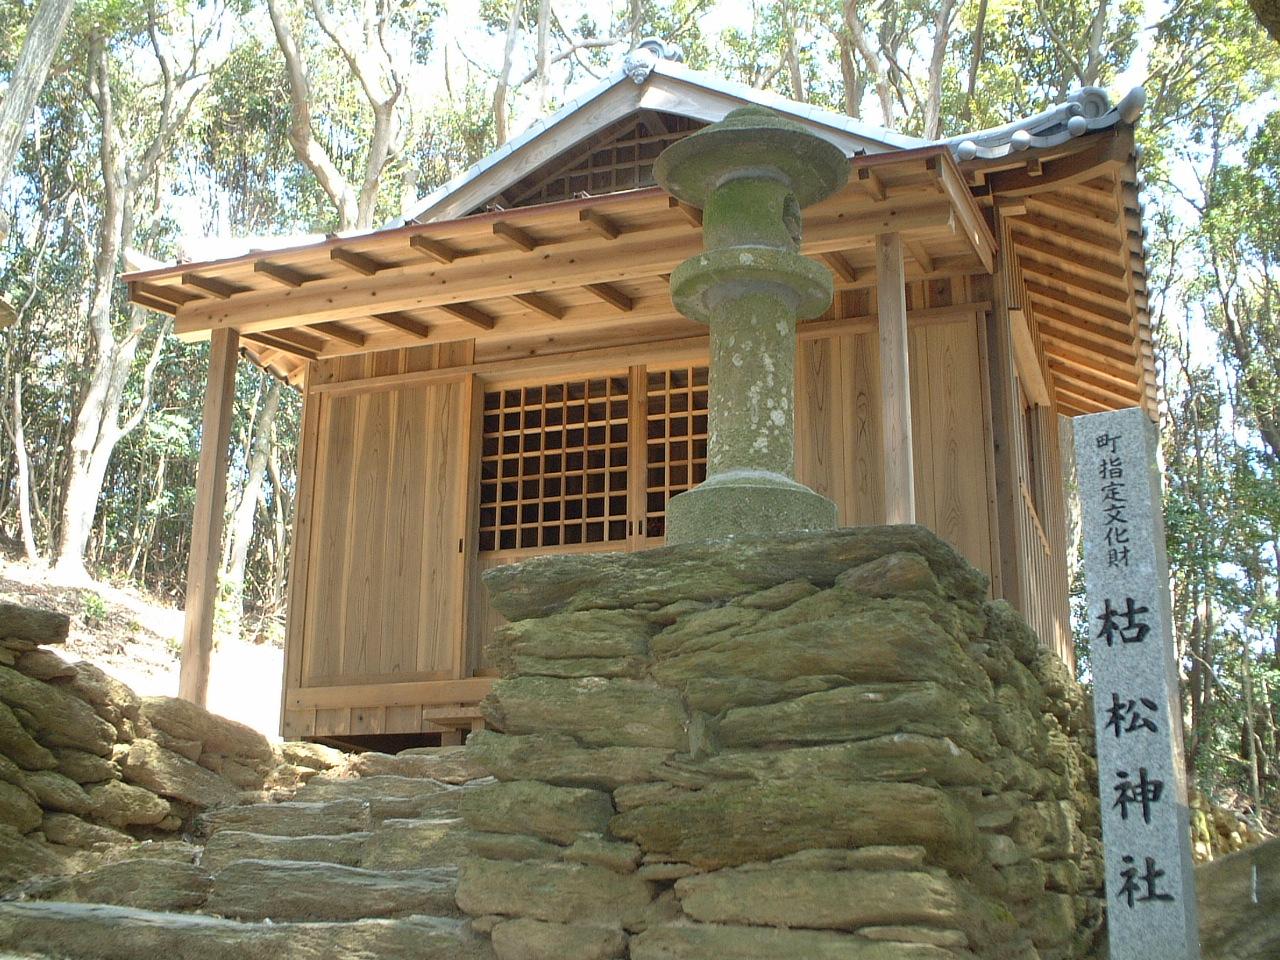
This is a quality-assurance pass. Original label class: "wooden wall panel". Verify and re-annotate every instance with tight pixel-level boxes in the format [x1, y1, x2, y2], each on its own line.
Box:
[303, 391, 359, 683]
[294, 352, 471, 694]
[909, 321, 993, 577]
[797, 320, 991, 579]
[419, 378, 469, 674]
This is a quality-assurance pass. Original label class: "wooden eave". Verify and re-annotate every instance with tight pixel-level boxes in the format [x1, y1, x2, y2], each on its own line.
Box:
[962, 125, 1157, 419]
[125, 148, 994, 386]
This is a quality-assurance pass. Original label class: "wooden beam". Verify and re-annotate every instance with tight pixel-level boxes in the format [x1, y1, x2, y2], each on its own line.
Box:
[267, 326, 328, 353]
[131, 290, 180, 315]
[584, 282, 633, 312]
[905, 239, 934, 274]
[1047, 358, 1143, 404]
[1010, 230, 1126, 279]
[877, 232, 914, 524]
[287, 677, 494, 709]
[309, 321, 367, 347]
[372, 312, 431, 339]
[1016, 212, 1118, 255]
[668, 196, 702, 226]
[182, 273, 247, 299]
[409, 235, 458, 263]
[133, 281, 202, 306]
[242, 331, 320, 361]
[1020, 260, 1129, 305]
[579, 208, 620, 239]
[512, 292, 565, 320]
[312, 303, 991, 398]
[330, 247, 390, 276]
[178, 328, 239, 706]
[985, 234, 1027, 614]
[1028, 189, 1118, 225]
[983, 129, 1130, 197]
[492, 221, 539, 252]
[438, 302, 496, 330]
[820, 252, 858, 283]
[1024, 279, 1133, 328]
[255, 261, 315, 287]
[858, 167, 886, 201]
[1009, 307, 1050, 406]
[174, 201, 958, 335]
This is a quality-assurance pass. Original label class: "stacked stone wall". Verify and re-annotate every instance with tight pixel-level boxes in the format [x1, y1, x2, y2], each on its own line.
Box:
[0, 603, 303, 887]
[457, 527, 1104, 960]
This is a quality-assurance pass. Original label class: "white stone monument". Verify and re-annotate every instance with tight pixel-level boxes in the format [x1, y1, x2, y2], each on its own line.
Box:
[1072, 406, 1200, 958]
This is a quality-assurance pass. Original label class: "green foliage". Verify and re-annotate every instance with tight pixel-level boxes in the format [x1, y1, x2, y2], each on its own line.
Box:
[81, 592, 108, 628]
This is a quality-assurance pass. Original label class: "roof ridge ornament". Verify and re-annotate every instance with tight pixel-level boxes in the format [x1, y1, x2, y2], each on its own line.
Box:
[949, 85, 1146, 161]
[623, 37, 684, 84]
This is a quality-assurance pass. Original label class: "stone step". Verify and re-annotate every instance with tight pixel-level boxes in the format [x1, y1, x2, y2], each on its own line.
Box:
[196, 799, 373, 838]
[203, 859, 459, 922]
[198, 816, 468, 873]
[0, 901, 496, 960]
[15, 858, 211, 914]
[200, 830, 371, 872]
[290, 775, 470, 820]
[341, 747, 488, 784]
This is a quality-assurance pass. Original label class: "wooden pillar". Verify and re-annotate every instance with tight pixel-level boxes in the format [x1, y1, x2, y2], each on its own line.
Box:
[877, 232, 915, 524]
[985, 233, 1027, 614]
[178, 328, 240, 705]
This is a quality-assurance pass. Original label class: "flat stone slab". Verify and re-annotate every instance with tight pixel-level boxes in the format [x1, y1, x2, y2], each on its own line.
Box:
[199, 830, 371, 872]
[462, 781, 613, 845]
[19, 858, 211, 912]
[482, 526, 987, 623]
[456, 859, 653, 927]
[292, 776, 465, 819]
[341, 747, 488, 784]
[629, 924, 958, 959]
[0, 605, 70, 646]
[205, 860, 458, 921]
[0, 901, 496, 960]
[361, 818, 467, 870]
[610, 779, 980, 872]
[674, 867, 963, 931]
[197, 799, 372, 838]
[490, 917, 626, 960]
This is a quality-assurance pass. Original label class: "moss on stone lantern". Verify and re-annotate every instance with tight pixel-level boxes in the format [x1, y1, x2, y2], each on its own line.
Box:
[654, 106, 849, 543]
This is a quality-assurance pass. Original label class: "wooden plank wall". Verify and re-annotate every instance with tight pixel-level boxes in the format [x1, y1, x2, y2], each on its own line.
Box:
[796, 277, 993, 578]
[281, 341, 476, 739]
[1009, 386, 1074, 667]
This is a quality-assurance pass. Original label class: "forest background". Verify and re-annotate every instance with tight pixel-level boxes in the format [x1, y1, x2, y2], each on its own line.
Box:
[0, 0, 1277, 823]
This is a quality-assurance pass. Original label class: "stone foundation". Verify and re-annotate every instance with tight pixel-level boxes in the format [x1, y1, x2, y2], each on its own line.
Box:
[0, 603, 307, 887]
[458, 526, 1104, 959]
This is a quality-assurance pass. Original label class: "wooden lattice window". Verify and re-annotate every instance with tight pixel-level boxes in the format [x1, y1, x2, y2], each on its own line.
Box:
[495, 113, 705, 210]
[644, 366, 709, 539]
[479, 376, 631, 552]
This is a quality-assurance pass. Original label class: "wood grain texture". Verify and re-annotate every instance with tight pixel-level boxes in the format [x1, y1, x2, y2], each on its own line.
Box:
[178, 329, 240, 705]
[877, 233, 915, 524]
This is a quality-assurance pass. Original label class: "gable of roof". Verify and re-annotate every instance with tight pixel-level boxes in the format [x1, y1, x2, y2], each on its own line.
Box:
[399, 48, 927, 226]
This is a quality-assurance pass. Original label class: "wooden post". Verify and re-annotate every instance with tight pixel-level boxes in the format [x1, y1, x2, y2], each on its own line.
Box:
[178, 328, 240, 705]
[986, 231, 1027, 614]
[877, 232, 915, 524]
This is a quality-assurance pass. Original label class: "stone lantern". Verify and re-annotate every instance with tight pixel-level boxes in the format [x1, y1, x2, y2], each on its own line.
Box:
[654, 106, 849, 543]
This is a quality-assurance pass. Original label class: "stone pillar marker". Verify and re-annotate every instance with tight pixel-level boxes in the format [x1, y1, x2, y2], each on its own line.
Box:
[654, 106, 848, 543]
[1072, 407, 1201, 959]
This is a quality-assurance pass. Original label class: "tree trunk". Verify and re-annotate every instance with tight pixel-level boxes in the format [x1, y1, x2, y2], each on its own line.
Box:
[494, 0, 522, 146]
[960, 0, 989, 124]
[9, 374, 38, 561]
[923, 0, 957, 139]
[223, 379, 281, 633]
[0, 0, 76, 228]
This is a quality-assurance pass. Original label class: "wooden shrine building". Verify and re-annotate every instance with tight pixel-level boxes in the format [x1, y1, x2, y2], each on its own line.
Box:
[125, 42, 1155, 746]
